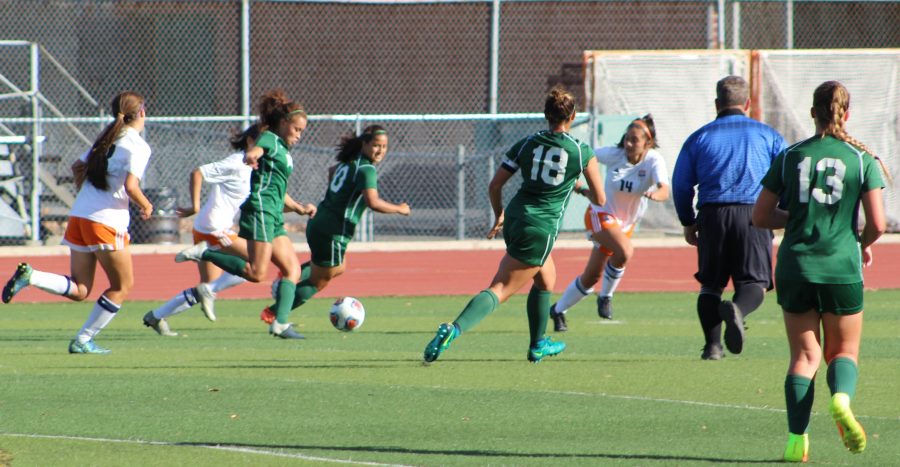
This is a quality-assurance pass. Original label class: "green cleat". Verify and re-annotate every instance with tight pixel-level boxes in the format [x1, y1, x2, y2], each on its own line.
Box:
[783, 432, 809, 463]
[423, 323, 458, 363]
[68, 339, 111, 354]
[527, 336, 566, 363]
[2, 262, 32, 304]
[830, 392, 866, 454]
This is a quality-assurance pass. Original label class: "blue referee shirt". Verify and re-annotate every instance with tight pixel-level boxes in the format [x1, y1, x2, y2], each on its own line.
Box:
[672, 108, 786, 226]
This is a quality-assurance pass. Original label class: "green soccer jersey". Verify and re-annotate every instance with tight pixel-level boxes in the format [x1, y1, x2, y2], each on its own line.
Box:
[243, 130, 293, 215]
[310, 155, 378, 237]
[761, 135, 884, 283]
[502, 130, 592, 232]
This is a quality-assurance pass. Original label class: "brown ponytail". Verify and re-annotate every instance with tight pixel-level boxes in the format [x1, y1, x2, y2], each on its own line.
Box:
[86, 91, 144, 190]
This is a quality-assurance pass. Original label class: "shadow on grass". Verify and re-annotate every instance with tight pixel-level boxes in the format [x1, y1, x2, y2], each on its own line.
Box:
[178, 441, 779, 464]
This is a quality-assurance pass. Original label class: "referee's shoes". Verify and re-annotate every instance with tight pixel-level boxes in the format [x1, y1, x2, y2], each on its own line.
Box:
[719, 301, 745, 354]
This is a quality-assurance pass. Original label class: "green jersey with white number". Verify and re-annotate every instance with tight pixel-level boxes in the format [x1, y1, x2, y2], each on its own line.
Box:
[761, 135, 884, 283]
[309, 155, 378, 238]
[242, 130, 293, 215]
[502, 130, 592, 232]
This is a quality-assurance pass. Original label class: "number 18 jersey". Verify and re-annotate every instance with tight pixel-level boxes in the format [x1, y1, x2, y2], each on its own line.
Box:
[502, 130, 592, 232]
[761, 135, 884, 283]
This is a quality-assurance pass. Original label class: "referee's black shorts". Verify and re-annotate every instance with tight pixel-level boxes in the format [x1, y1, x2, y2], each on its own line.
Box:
[695, 203, 773, 290]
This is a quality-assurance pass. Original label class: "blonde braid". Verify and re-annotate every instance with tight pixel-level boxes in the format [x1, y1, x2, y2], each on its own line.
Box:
[815, 81, 892, 183]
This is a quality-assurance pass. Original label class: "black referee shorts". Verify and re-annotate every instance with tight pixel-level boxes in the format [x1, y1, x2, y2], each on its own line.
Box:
[695, 203, 773, 290]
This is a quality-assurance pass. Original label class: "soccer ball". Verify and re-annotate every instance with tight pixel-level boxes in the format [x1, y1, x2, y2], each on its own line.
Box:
[329, 297, 365, 332]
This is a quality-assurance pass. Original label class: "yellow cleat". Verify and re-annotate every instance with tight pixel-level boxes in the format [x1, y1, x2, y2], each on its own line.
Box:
[783, 432, 809, 463]
[830, 393, 866, 454]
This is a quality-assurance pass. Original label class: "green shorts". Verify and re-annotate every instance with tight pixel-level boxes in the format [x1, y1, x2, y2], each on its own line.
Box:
[502, 215, 556, 267]
[238, 209, 286, 242]
[776, 278, 864, 315]
[306, 219, 351, 267]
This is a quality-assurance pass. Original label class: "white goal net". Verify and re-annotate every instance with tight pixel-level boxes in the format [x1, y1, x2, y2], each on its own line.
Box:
[585, 48, 900, 232]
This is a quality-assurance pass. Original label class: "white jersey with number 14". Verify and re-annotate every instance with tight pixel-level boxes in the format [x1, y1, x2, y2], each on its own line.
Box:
[595, 146, 668, 229]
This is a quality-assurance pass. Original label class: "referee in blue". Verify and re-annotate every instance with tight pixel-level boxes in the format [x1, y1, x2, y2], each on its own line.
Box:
[673, 75, 786, 360]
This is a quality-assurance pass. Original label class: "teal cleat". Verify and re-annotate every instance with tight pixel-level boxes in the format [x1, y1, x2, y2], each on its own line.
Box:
[423, 323, 458, 363]
[68, 339, 111, 354]
[527, 336, 566, 363]
[2, 262, 32, 304]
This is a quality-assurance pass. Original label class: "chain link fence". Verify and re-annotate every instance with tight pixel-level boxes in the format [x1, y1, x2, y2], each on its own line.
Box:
[1, 0, 898, 244]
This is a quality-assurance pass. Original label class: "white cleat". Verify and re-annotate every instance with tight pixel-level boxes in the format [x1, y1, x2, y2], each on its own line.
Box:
[143, 311, 179, 337]
[175, 241, 208, 263]
[195, 282, 217, 322]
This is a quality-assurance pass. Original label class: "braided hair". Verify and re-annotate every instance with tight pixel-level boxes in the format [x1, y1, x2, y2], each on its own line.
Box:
[813, 81, 890, 182]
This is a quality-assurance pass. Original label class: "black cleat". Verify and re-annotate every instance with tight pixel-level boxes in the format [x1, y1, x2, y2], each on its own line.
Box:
[719, 301, 745, 354]
[549, 304, 568, 332]
[701, 343, 724, 360]
[597, 296, 613, 320]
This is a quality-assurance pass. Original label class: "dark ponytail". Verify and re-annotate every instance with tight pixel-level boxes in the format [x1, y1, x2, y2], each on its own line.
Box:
[230, 124, 261, 151]
[86, 91, 144, 190]
[335, 125, 387, 163]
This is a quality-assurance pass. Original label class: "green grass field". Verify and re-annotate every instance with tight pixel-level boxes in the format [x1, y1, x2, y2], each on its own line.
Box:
[1, 290, 898, 466]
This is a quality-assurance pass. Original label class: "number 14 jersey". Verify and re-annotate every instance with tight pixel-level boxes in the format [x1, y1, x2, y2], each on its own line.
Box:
[596, 146, 669, 229]
[502, 131, 592, 231]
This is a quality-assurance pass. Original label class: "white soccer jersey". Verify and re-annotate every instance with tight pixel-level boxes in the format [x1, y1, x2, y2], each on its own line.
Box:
[69, 127, 152, 231]
[193, 152, 252, 234]
[595, 146, 669, 229]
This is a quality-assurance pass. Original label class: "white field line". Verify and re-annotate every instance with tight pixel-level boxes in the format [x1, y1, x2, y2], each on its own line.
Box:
[542, 389, 900, 422]
[2, 389, 897, 463]
[0, 432, 413, 466]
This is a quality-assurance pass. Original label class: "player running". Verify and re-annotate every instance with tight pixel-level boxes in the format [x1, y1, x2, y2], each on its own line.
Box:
[549, 114, 669, 330]
[175, 90, 314, 339]
[423, 85, 605, 364]
[144, 124, 314, 336]
[2, 91, 153, 354]
[258, 124, 410, 326]
[752, 81, 886, 462]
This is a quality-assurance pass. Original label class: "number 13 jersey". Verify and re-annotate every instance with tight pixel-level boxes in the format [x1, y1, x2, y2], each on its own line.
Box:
[502, 131, 592, 232]
[761, 135, 884, 283]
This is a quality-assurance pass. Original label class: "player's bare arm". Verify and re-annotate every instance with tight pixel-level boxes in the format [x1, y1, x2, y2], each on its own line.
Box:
[176, 168, 203, 217]
[362, 188, 410, 216]
[283, 193, 317, 217]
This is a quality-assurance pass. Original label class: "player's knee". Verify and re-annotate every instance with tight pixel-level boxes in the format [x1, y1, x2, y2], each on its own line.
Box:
[243, 271, 264, 283]
[68, 287, 89, 302]
[580, 274, 600, 289]
[615, 247, 634, 266]
[793, 347, 822, 369]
